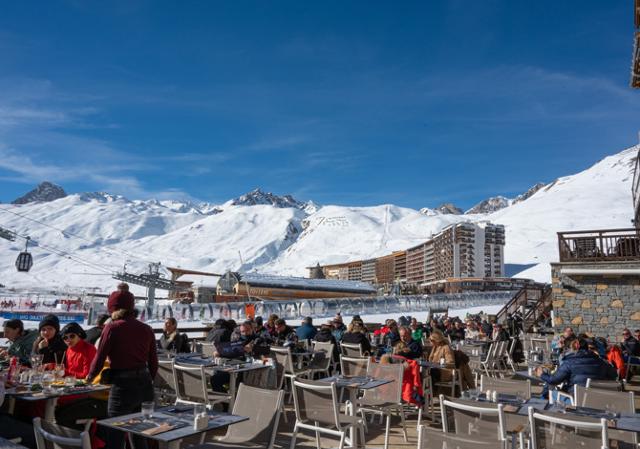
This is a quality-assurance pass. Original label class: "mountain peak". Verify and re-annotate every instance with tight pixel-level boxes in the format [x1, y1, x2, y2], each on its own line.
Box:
[513, 182, 546, 204]
[435, 203, 463, 215]
[465, 196, 511, 214]
[12, 182, 67, 205]
[230, 188, 307, 209]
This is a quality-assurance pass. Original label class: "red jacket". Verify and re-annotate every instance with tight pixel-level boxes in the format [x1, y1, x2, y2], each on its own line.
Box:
[392, 355, 424, 405]
[607, 346, 626, 379]
[65, 339, 97, 379]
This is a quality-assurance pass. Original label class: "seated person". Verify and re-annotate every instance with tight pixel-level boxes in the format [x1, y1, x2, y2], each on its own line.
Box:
[341, 321, 372, 355]
[491, 323, 510, 342]
[446, 321, 465, 342]
[395, 326, 422, 359]
[296, 317, 317, 342]
[314, 323, 340, 362]
[32, 314, 67, 367]
[427, 330, 455, 384]
[410, 318, 424, 342]
[0, 319, 38, 365]
[273, 318, 298, 347]
[55, 322, 107, 429]
[621, 328, 640, 358]
[536, 337, 618, 403]
[158, 317, 190, 353]
[382, 320, 400, 348]
[85, 314, 109, 345]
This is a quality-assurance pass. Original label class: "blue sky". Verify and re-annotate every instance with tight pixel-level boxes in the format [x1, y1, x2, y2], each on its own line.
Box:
[0, 1, 638, 209]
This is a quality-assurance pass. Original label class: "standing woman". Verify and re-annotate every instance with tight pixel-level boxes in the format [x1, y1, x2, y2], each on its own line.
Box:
[32, 314, 66, 367]
[87, 283, 158, 449]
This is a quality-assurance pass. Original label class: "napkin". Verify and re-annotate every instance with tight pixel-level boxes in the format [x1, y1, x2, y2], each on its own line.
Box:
[142, 423, 176, 435]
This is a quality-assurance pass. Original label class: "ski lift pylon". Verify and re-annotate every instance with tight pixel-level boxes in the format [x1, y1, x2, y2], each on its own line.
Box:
[15, 236, 33, 272]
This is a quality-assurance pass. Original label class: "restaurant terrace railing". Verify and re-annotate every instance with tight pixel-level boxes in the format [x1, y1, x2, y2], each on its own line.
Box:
[557, 228, 640, 263]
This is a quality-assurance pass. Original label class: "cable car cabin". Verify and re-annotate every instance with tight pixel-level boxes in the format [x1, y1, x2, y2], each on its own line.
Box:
[15, 251, 33, 272]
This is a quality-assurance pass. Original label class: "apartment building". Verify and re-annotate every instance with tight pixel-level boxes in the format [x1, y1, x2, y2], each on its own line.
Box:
[308, 221, 505, 286]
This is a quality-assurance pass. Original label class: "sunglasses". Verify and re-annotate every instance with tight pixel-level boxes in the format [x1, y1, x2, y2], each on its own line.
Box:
[63, 334, 78, 341]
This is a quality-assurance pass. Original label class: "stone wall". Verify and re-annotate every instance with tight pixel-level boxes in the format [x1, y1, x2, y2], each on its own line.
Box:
[551, 262, 640, 339]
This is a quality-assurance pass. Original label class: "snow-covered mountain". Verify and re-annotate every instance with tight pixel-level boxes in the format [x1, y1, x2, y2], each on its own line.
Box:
[0, 145, 636, 292]
[11, 181, 67, 204]
[466, 196, 512, 214]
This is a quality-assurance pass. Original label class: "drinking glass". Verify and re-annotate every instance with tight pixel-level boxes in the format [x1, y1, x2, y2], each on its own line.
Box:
[30, 354, 43, 370]
[64, 376, 75, 387]
[42, 373, 54, 393]
[141, 401, 154, 419]
[55, 364, 65, 379]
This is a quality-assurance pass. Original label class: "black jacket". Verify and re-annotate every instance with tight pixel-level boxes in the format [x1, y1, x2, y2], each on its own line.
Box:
[206, 326, 232, 345]
[622, 336, 640, 357]
[84, 326, 103, 345]
[341, 332, 372, 354]
[540, 350, 617, 391]
[314, 328, 339, 361]
[158, 332, 190, 353]
[33, 334, 67, 365]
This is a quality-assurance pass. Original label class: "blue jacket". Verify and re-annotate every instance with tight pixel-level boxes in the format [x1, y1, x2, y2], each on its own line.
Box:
[296, 323, 317, 341]
[540, 350, 617, 392]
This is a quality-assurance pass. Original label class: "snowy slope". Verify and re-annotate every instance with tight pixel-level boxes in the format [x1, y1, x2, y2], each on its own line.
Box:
[0, 145, 636, 291]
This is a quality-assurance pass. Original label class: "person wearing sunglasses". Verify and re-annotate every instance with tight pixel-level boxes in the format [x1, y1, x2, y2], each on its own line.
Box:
[54, 322, 107, 429]
[61, 322, 95, 379]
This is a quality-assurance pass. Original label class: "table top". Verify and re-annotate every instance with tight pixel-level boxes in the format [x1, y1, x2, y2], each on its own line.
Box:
[174, 355, 271, 373]
[464, 394, 640, 433]
[5, 383, 110, 401]
[318, 375, 393, 390]
[97, 406, 248, 442]
[418, 360, 444, 369]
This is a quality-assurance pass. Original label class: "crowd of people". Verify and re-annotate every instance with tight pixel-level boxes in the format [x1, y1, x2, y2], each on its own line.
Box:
[1, 284, 639, 448]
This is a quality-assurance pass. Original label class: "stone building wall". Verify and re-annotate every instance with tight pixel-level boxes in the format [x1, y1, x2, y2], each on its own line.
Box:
[551, 262, 640, 339]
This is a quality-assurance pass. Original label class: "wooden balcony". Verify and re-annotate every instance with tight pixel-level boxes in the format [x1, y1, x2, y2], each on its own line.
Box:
[558, 228, 640, 262]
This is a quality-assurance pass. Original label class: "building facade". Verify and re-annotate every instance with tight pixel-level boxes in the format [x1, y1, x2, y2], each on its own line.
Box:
[310, 221, 506, 287]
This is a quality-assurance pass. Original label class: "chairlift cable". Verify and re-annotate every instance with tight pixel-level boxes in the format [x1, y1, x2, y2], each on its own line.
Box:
[0, 206, 159, 264]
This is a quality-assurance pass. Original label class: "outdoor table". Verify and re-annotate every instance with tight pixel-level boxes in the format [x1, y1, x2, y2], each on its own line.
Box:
[174, 354, 270, 409]
[318, 374, 393, 449]
[0, 436, 29, 448]
[464, 394, 640, 434]
[513, 370, 544, 384]
[4, 383, 110, 422]
[97, 405, 248, 449]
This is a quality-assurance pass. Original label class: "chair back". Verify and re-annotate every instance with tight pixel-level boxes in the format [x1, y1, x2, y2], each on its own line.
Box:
[292, 378, 342, 428]
[33, 417, 92, 449]
[417, 425, 506, 449]
[439, 395, 507, 442]
[270, 346, 295, 375]
[340, 356, 369, 377]
[528, 409, 608, 449]
[173, 362, 209, 405]
[362, 362, 403, 405]
[198, 342, 217, 358]
[313, 341, 335, 357]
[480, 375, 531, 399]
[530, 337, 550, 353]
[585, 378, 624, 391]
[155, 359, 176, 391]
[574, 385, 634, 414]
[340, 342, 363, 357]
[220, 383, 284, 449]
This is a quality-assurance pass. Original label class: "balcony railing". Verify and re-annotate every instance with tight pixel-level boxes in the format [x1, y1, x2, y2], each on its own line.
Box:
[558, 228, 640, 262]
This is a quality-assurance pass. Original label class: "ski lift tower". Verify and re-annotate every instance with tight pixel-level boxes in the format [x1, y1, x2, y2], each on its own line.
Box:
[113, 262, 186, 309]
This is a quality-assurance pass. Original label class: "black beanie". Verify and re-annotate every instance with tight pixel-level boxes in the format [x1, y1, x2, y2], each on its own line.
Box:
[39, 314, 60, 332]
[61, 322, 87, 340]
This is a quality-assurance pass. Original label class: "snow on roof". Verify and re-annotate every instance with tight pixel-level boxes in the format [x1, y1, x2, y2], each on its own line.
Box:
[238, 272, 377, 294]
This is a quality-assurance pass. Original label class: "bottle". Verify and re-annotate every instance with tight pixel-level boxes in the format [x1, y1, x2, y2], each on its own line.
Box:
[7, 357, 18, 383]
